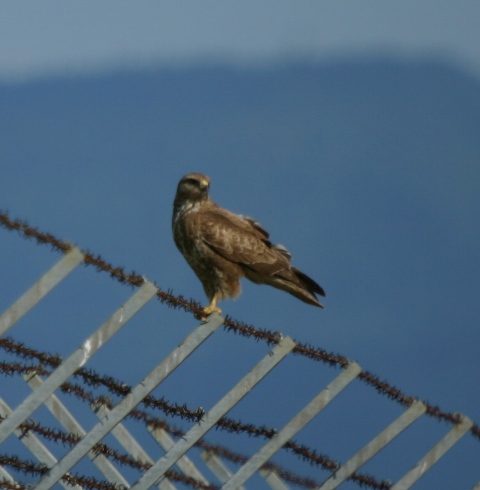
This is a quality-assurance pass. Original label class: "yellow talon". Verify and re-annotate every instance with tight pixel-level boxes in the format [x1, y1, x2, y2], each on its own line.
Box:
[199, 295, 222, 320]
[202, 305, 222, 316]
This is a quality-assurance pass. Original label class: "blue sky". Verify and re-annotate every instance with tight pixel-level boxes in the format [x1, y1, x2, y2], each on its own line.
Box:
[1, 1, 480, 80]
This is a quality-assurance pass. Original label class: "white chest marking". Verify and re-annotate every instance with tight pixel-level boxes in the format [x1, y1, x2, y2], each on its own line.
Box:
[174, 202, 201, 225]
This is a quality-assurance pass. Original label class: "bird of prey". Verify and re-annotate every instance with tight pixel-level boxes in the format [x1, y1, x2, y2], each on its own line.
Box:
[172, 173, 325, 318]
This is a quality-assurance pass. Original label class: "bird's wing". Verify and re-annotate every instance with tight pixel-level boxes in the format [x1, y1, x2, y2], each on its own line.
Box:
[197, 205, 326, 306]
[199, 209, 291, 276]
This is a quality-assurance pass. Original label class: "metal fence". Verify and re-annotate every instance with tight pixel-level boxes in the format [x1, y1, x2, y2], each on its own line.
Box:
[0, 212, 479, 490]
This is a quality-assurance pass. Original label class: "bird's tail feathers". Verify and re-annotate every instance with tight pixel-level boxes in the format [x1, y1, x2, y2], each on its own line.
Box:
[272, 268, 325, 308]
[293, 268, 326, 298]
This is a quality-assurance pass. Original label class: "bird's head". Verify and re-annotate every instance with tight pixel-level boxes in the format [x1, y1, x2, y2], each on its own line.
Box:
[174, 173, 211, 206]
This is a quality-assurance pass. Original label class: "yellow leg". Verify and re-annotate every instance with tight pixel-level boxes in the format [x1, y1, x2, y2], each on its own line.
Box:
[202, 295, 222, 318]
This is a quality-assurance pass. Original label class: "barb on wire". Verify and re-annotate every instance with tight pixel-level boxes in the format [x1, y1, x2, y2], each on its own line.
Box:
[0, 480, 25, 490]
[0, 210, 477, 441]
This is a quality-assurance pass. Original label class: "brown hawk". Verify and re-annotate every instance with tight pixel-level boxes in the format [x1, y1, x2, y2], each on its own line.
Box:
[172, 173, 325, 318]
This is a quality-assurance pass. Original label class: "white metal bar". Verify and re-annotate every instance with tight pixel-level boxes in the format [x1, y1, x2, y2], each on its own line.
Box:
[147, 423, 210, 486]
[24, 373, 130, 487]
[260, 468, 291, 490]
[0, 247, 84, 336]
[130, 336, 297, 490]
[33, 313, 225, 490]
[222, 362, 362, 490]
[202, 449, 290, 490]
[319, 400, 427, 490]
[200, 452, 246, 490]
[0, 281, 158, 446]
[0, 466, 16, 486]
[391, 415, 474, 490]
[0, 397, 83, 490]
[94, 404, 177, 490]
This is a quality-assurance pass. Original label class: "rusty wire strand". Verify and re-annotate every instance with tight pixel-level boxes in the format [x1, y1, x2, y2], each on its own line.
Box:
[0, 454, 216, 490]
[0, 210, 477, 440]
[0, 353, 390, 490]
[0, 453, 115, 490]
[0, 481, 25, 490]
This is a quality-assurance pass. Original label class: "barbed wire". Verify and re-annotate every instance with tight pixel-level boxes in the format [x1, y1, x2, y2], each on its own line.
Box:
[0, 453, 217, 490]
[1, 210, 478, 440]
[0, 453, 114, 490]
[0, 411, 326, 490]
[1, 420, 218, 490]
[1, 210, 479, 490]
[0, 342, 390, 489]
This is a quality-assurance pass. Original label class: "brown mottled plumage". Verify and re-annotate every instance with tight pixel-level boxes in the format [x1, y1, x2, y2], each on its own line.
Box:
[172, 173, 325, 318]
